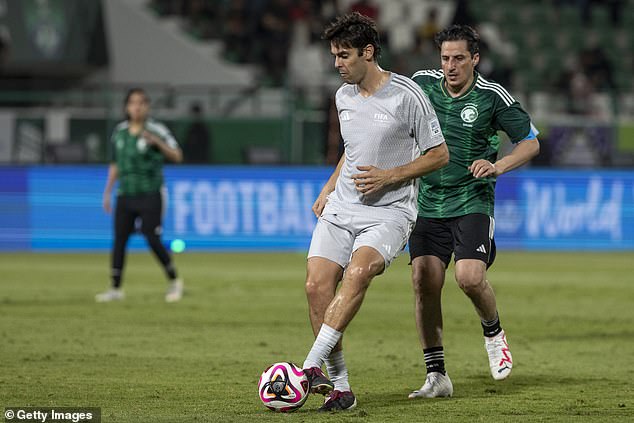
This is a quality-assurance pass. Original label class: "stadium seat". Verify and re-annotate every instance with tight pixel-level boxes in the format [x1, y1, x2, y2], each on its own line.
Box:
[590, 93, 615, 120]
[618, 94, 634, 118]
[529, 91, 554, 121]
[590, 6, 611, 30]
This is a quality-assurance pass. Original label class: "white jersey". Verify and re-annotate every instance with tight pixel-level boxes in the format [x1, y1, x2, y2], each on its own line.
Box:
[325, 72, 445, 222]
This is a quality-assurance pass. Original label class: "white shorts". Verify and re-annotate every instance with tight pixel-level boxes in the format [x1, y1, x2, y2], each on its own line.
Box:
[307, 212, 413, 269]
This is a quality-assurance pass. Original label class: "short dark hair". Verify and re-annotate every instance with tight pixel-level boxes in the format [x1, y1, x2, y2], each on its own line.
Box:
[322, 12, 381, 59]
[434, 25, 480, 57]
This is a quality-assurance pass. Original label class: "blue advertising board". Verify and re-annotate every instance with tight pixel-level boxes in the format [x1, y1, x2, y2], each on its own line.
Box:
[496, 170, 633, 249]
[0, 166, 632, 251]
[165, 167, 326, 250]
[0, 167, 30, 251]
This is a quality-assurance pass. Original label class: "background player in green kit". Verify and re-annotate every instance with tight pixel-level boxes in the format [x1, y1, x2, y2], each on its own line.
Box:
[96, 88, 184, 303]
[407, 25, 540, 398]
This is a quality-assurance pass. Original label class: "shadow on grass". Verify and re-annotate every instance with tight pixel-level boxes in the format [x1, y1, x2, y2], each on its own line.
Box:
[355, 372, 598, 407]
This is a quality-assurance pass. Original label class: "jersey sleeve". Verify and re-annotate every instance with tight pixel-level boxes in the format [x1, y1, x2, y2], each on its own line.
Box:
[147, 120, 179, 149]
[409, 85, 445, 152]
[492, 99, 536, 144]
[409, 71, 445, 152]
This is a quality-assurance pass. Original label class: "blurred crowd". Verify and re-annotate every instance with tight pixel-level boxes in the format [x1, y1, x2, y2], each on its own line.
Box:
[149, 0, 631, 118]
[151, 0, 342, 86]
[150, 0, 469, 86]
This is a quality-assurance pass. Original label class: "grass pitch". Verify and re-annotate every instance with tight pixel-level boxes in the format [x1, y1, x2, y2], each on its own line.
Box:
[1, 251, 633, 422]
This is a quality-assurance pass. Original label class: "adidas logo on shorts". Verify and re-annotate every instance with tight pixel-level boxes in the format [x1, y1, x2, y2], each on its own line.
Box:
[476, 244, 487, 254]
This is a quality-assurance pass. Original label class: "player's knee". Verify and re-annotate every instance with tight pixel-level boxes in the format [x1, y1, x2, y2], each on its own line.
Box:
[304, 278, 318, 298]
[455, 271, 485, 294]
[344, 265, 375, 290]
[412, 264, 439, 295]
[304, 276, 330, 301]
[411, 265, 426, 290]
[412, 276, 435, 297]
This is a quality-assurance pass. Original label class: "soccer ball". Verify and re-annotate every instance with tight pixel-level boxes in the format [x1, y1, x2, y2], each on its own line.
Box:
[258, 362, 309, 412]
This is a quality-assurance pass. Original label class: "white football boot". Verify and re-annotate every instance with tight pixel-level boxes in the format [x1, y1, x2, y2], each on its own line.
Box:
[408, 372, 453, 399]
[165, 278, 184, 303]
[485, 329, 513, 380]
[95, 288, 125, 303]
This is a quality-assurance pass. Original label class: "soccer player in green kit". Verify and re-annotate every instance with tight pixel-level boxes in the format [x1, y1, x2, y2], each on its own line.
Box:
[407, 25, 540, 398]
[96, 88, 184, 303]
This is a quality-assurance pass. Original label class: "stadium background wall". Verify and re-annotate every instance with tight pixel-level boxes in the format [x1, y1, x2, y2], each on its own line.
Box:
[0, 166, 632, 252]
[10, 117, 295, 165]
[5, 114, 634, 166]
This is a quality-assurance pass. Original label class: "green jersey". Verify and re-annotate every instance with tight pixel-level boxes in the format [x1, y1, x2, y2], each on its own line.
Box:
[412, 70, 534, 218]
[110, 119, 179, 196]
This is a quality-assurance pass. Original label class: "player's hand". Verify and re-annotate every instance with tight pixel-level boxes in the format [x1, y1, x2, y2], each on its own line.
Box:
[103, 192, 112, 214]
[142, 130, 161, 146]
[352, 165, 392, 195]
[312, 192, 329, 218]
[469, 159, 498, 178]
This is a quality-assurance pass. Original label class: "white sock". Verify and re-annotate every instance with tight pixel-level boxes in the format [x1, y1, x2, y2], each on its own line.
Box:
[303, 324, 342, 370]
[325, 350, 350, 391]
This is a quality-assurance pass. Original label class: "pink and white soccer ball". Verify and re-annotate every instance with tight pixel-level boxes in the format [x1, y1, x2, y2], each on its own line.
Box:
[258, 362, 309, 412]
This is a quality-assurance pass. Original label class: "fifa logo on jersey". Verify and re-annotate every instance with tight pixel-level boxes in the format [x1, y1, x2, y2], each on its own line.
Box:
[373, 113, 389, 122]
[373, 113, 390, 127]
[460, 104, 478, 125]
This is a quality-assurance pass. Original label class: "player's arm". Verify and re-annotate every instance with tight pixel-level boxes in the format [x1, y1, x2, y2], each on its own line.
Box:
[103, 163, 118, 214]
[313, 154, 345, 217]
[143, 129, 183, 163]
[470, 94, 540, 178]
[470, 95, 541, 178]
[470, 137, 540, 178]
[352, 143, 448, 195]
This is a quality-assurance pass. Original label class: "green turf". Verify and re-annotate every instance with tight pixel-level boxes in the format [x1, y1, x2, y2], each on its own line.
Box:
[1, 252, 633, 422]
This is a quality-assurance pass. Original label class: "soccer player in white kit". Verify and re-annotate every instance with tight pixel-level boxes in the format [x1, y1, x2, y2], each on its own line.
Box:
[301, 12, 449, 411]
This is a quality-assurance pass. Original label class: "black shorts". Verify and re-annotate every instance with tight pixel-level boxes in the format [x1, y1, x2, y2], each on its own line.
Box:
[408, 213, 496, 268]
[114, 192, 163, 236]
